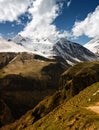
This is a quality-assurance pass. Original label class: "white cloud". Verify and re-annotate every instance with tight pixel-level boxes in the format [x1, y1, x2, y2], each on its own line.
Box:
[0, 0, 71, 40]
[72, 6, 99, 38]
[0, 0, 32, 22]
[67, 0, 72, 7]
[20, 0, 70, 40]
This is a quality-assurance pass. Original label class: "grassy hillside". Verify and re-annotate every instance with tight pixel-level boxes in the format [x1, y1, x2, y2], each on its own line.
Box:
[60, 61, 99, 99]
[1, 61, 99, 130]
[25, 82, 99, 130]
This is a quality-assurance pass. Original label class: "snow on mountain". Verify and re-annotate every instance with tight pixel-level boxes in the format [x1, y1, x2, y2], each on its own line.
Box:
[84, 37, 99, 55]
[0, 37, 28, 52]
[12, 35, 97, 64]
[13, 35, 55, 56]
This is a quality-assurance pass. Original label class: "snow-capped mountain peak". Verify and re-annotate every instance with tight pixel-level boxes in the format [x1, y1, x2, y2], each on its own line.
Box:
[0, 35, 97, 65]
[0, 37, 28, 52]
[13, 35, 56, 56]
[12, 35, 98, 64]
[84, 37, 99, 55]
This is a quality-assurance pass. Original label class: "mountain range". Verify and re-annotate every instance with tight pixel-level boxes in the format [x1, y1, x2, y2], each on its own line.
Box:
[0, 35, 99, 129]
[6, 35, 98, 65]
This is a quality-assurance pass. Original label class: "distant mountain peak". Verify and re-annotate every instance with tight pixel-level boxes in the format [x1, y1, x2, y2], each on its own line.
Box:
[84, 37, 99, 55]
[0, 37, 28, 53]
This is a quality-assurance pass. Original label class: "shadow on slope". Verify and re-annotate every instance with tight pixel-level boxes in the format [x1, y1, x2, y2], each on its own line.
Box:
[0, 52, 67, 127]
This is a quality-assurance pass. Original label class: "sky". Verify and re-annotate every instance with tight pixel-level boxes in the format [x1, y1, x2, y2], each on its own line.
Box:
[0, 0, 99, 45]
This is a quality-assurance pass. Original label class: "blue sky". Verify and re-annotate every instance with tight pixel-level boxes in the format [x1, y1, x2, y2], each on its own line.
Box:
[55, 0, 98, 29]
[54, 0, 99, 44]
[0, 0, 99, 45]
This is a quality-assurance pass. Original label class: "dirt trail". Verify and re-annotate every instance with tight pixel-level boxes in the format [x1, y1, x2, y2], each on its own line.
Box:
[86, 102, 99, 114]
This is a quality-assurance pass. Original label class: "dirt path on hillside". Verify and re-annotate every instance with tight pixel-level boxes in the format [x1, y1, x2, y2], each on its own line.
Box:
[86, 102, 99, 114]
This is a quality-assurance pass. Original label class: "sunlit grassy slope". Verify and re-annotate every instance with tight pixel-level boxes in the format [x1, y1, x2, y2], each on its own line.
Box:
[26, 82, 99, 130]
[1, 82, 99, 130]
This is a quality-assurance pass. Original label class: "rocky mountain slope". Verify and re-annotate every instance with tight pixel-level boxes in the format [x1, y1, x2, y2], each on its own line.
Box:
[53, 38, 97, 64]
[1, 61, 99, 130]
[84, 37, 99, 55]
